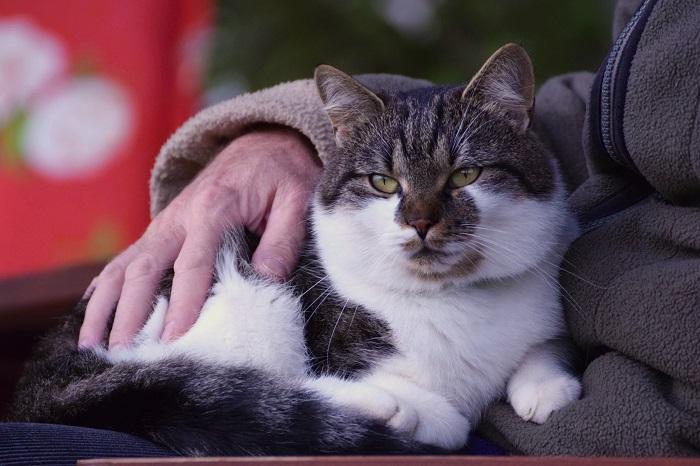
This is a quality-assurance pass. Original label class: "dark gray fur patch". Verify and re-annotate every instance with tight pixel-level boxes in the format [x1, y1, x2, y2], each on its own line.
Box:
[9, 307, 425, 455]
[291, 235, 395, 379]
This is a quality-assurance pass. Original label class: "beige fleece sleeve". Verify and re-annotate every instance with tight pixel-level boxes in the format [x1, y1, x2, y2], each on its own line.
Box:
[148, 73, 432, 217]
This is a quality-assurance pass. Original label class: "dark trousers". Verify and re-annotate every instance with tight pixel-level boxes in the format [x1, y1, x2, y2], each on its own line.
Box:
[0, 422, 505, 465]
[0, 423, 175, 466]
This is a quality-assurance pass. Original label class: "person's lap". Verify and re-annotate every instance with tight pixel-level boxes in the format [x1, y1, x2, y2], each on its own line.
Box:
[0, 422, 505, 464]
[0, 422, 175, 466]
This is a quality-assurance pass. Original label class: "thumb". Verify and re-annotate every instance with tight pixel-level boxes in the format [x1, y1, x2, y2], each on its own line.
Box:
[251, 186, 309, 280]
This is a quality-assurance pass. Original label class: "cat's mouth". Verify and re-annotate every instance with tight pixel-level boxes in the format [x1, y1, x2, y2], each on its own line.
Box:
[399, 239, 483, 281]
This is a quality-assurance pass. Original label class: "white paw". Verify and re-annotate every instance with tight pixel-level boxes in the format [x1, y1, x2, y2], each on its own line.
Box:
[309, 375, 470, 450]
[367, 375, 470, 450]
[509, 374, 581, 424]
[308, 378, 417, 430]
[411, 400, 469, 450]
[385, 398, 419, 436]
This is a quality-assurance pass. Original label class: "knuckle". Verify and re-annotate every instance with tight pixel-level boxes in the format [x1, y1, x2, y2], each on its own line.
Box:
[145, 227, 181, 253]
[144, 215, 181, 240]
[193, 183, 230, 210]
[265, 241, 299, 261]
[280, 181, 314, 205]
[287, 151, 321, 177]
[124, 254, 160, 281]
[173, 253, 212, 275]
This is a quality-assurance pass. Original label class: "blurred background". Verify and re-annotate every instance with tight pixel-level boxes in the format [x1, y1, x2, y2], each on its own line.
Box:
[0, 0, 613, 280]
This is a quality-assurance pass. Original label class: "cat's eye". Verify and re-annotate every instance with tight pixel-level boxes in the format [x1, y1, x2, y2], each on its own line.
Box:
[369, 174, 400, 194]
[448, 167, 481, 189]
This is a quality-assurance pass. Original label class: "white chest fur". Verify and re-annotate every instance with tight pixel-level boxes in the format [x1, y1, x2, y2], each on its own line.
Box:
[311, 186, 576, 421]
[331, 264, 564, 419]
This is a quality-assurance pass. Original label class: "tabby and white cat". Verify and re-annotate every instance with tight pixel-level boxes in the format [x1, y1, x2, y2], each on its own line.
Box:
[11, 44, 581, 455]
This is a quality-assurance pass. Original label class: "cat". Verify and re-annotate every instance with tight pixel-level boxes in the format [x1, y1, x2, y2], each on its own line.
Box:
[10, 43, 581, 455]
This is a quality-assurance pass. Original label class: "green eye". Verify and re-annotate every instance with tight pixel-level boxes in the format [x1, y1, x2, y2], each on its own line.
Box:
[448, 167, 481, 189]
[369, 174, 400, 194]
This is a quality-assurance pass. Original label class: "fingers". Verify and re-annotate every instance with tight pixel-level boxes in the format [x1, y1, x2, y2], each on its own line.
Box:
[78, 246, 139, 348]
[78, 129, 319, 350]
[252, 184, 310, 281]
[161, 224, 221, 342]
[107, 235, 181, 349]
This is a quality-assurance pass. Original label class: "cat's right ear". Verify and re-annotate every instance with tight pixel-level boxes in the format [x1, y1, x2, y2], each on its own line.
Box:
[314, 65, 385, 147]
[462, 43, 535, 133]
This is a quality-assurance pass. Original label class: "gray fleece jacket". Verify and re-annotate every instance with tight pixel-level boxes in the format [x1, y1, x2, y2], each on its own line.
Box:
[149, 0, 700, 456]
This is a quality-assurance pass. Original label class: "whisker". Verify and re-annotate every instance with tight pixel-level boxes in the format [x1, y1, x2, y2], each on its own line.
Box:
[326, 297, 350, 367]
[297, 275, 328, 299]
[466, 236, 587, 319]
[304, 288, 334, 324]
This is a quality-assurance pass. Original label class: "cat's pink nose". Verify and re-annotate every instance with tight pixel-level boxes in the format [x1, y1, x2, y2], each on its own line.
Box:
[409, 219, 434, 240]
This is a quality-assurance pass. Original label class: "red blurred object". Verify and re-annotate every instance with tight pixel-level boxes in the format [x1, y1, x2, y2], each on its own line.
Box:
[0, 0, 212, 278]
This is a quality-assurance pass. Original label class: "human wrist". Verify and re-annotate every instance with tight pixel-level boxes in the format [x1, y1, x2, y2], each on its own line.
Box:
[225, 124, 320, 166]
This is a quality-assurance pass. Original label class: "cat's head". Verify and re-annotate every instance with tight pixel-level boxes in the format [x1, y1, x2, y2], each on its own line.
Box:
[312, 44, 571, 293]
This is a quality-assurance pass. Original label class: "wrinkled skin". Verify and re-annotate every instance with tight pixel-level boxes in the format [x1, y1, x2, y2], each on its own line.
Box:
[78, 127, 321, 349]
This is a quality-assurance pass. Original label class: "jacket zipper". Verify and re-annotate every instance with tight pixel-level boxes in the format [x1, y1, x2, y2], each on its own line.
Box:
[599, 0, 656, 174]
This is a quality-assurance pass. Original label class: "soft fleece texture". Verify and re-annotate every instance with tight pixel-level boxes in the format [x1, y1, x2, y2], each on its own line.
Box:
[148, 0, 700, 456]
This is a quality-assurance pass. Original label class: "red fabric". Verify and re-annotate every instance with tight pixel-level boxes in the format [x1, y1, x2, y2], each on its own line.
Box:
[0, 0, 212, 278]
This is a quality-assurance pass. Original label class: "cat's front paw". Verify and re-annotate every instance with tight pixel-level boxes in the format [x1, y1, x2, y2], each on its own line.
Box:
[308, 377, 416, 429]
[408, 394, 469, 450]
[367, 375, 470, 450]
[308, 375, 469, 450]
[508, 373, 581, 424]
[334, 382, 469, 450]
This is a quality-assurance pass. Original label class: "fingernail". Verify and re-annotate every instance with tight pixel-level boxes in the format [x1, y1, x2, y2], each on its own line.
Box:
[257, 257, 289, 282]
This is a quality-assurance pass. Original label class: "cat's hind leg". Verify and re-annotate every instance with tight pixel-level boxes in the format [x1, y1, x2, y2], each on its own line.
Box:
[170, 248, 308, 378]
[507, 339, 581, 424]
[106, 234, 309, 377]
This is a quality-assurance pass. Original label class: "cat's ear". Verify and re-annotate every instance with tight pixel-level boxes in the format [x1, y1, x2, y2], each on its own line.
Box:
[315, 65, 385, 146]
[462, 43, 534, 133]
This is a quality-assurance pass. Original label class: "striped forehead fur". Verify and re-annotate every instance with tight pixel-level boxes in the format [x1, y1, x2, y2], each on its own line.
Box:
[316, 82, 555, 211]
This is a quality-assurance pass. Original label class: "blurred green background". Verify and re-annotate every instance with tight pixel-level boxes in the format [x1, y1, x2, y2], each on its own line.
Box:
[208, 0, 613, 98]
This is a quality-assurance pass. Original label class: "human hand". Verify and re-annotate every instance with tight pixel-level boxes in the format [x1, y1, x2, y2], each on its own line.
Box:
[78, 126, 321, 349]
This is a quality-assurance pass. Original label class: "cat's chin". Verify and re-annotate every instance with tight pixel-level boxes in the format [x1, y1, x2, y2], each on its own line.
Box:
[401, 245, 484, 285]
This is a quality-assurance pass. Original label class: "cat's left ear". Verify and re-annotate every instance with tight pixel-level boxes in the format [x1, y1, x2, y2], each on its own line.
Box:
[462, 43, 535, 133]
[315, 65, 386, 147]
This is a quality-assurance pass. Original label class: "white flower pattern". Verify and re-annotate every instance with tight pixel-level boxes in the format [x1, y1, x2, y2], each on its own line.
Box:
[0, 17, 134, 179]
[23, 77, 133, 179]
[0, 18, 66, 125]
